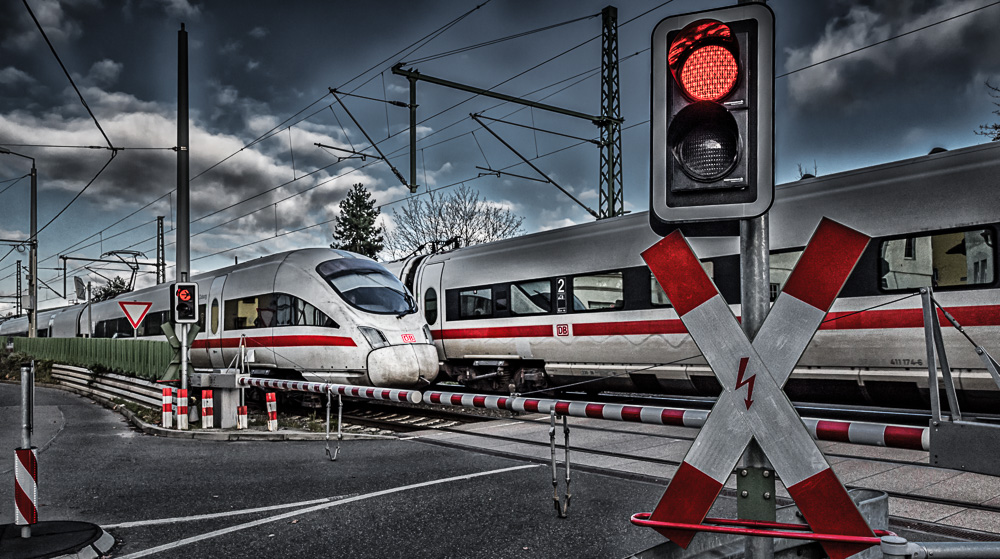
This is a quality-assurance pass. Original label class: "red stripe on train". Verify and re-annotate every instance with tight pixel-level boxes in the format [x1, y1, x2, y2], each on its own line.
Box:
[431, 305, 1000, 339]
[191, 335, 357, 349]
[433, 325, 553, 339]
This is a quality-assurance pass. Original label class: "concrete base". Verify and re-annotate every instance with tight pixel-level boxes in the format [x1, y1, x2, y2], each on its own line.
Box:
[0, 521, 114, 559]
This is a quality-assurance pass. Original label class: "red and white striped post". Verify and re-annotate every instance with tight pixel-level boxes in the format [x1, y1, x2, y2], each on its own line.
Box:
[265, 392, 278, 431]
[14, 447, 38, 530]
[176, 388, 189, 430]
[237, 406, 248, 430]
[201, 390, 214, 429]
[161, 388, 173, 428]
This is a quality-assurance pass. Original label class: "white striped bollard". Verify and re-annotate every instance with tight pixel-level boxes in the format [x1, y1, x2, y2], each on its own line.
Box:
[161, 388, 173, 428]
[177, 389, 189, 430]
[237, 406, 248, 430]
[201, 390, 214, 429]
[266, 392, 278, 431]
[14, 447, 38, 528]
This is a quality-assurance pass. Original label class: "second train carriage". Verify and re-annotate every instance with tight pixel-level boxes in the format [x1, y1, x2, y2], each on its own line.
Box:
[1, 248, 438, 388]
[387, 142, 1000, 411]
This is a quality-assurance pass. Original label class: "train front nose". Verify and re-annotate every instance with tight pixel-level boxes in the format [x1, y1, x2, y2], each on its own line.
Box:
[366, 343, 439, 387]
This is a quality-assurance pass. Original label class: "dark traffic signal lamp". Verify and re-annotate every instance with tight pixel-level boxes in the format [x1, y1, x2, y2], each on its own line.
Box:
[650, 4, 774, 234]
[171, 282, 199, 324]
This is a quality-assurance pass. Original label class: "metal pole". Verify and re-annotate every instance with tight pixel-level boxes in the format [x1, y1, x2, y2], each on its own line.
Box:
[176, 23, 189, 283]
[177, 24, 190, 394]
[408, 75, 418, 193]
[740, 213, 774, 559]
[179, 323, 188, 398]
[29, 164, 36, 339]
[87, 282, 92, 337]
[921, 288, 942, 423]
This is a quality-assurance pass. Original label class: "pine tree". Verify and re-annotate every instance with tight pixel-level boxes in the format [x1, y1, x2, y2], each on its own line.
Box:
[331, 183, 384, 259]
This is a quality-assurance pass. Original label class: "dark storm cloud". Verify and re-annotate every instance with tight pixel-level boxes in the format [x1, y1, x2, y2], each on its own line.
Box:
[784, 0, 1000, 112]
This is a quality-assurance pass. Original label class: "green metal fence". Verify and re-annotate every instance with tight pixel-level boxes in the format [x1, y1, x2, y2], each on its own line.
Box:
[13, 337, 172, 381]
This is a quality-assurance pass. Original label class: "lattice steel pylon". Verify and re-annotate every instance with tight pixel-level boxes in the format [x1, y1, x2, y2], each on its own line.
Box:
[16, 260, 22, 315]
[599, 5, 624, 219]
[156, 216, 166, 284]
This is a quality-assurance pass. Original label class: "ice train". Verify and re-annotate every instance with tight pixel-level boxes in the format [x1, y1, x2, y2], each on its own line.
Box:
[385, 143, 1000, 411]
[1, 249, 438, 388]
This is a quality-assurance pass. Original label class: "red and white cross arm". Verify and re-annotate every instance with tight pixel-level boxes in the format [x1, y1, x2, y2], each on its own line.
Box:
[641, 218, 873, 559]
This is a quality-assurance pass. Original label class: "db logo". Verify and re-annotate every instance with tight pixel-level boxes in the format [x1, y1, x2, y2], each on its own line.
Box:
[401, 334, 417, 343]
[556, 324, 570, 336]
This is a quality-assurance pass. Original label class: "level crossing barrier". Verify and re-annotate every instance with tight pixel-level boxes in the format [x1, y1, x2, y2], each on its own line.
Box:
[422, 391, 929, 451]
[236, 377, 422, 459]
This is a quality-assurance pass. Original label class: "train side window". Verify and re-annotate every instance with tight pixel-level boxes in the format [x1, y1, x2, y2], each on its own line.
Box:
[651, 275, 671, 307]
[270, 293, 337, 328]
[459, 288, 492, 318]
[770, 250, 803, 300]
[511, 280, 551, 315]
[424, 288, 438, 324]
[881, 228, 995, 290]
[573, 272, 623, 312]
[210, 300, 220, 333]
[225, 295, 264, 330]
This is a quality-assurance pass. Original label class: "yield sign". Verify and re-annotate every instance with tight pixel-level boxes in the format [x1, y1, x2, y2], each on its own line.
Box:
[119, 301, 153, 330]
[640, 218, 873, 559]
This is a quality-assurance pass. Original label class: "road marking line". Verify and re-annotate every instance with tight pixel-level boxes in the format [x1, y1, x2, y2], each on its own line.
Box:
[102, 495, 355, 529]
[113, 464, 540, 559]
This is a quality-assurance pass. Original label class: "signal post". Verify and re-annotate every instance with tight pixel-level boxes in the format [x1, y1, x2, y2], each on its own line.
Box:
[644, 4, 829, 558]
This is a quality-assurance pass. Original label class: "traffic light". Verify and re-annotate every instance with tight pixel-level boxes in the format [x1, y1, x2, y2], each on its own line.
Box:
[171, 282, 199, 324]
[650, 3, 774, 234]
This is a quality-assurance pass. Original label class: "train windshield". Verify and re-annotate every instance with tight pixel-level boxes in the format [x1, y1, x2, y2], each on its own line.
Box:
[317, 258, 415, 315]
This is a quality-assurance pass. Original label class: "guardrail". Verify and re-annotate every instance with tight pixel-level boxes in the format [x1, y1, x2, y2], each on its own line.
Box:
[50, 364, 162, 408]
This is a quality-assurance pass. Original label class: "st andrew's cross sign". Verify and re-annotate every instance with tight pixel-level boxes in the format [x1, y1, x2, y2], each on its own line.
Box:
[639, 218, 874, 559]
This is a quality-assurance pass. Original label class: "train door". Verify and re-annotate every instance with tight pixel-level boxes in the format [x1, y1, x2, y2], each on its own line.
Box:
[207, 275, 227, 369]
[417, 261, 446, 357]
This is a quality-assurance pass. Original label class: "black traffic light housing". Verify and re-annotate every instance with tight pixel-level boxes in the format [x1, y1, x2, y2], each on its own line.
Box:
[171, 282, 199, 324]
[650, 3, 774, 234]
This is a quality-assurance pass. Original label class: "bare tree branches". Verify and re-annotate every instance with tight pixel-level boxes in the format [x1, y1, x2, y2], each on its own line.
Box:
[384, 184, 524, 259]
[976, 80, 1000, 142]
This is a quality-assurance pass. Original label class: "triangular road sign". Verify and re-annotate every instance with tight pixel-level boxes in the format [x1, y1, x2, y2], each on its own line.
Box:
[119, 301, 153, 330]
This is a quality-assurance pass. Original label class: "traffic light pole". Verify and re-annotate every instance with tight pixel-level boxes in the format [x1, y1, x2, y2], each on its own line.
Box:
[177, 23, 190, 393]
[737, 1, 775, 555]
[740, 216, 774, 558]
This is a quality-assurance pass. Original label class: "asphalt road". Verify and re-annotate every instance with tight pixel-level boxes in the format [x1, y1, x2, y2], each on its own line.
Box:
[0, 383, 667, 558]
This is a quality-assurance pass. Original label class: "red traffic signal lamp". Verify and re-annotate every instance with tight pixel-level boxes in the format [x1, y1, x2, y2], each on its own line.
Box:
[650, 3, 774, 234]
[171, 282, 199, 324]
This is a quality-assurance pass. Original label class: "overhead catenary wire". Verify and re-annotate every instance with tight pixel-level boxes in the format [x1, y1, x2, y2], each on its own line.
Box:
[12, 4, 607, 281]
[400, 12, 601, 66]
[778, 0, 1000, 78]
[7, 0, 982, 306]
[21, 0, 114, 151]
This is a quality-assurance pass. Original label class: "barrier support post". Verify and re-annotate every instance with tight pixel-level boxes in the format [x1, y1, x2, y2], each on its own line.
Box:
[549, 409, 570, 518]
[326, 392, 342, 461]
[17, 362, 36, 538]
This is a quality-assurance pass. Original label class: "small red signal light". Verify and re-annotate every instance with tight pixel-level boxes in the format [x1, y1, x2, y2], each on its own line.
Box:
[668, 20, 739, 102]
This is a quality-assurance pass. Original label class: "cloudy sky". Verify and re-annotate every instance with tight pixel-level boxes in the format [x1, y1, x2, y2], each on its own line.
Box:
[1, 0, 998, 314]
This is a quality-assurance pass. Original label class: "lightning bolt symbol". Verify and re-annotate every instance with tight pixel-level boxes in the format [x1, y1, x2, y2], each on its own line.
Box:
[735, 356, 755, 410]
